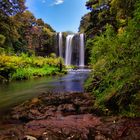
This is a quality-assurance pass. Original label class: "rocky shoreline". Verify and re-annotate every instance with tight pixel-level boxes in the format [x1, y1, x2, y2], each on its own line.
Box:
[0, 92, 140, 140]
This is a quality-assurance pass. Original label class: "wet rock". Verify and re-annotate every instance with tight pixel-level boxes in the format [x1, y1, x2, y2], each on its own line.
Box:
[96, 117, 140, 140]
[95, 132, 110, 140]
[22, 114, 101, 139]
[31, 98, 40, 104]
[0, 125, 24, 140]
[0, 92, 140, 140]
[57, 104, 76, 113]
[23, 135, 37, 140]
[11, 92, 95, 121]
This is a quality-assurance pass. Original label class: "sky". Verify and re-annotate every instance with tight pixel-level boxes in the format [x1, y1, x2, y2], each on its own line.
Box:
[25, 0, 89, 32]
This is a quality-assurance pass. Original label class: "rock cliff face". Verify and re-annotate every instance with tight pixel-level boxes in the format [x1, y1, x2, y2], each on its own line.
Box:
[0, 92, 140, 140]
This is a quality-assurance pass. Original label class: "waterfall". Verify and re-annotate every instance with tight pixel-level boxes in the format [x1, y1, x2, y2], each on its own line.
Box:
[58, 32, 63, 58]
[65, 35, 74, 66]
[57, 33, 85, 66]
[79, 33, 85, 67]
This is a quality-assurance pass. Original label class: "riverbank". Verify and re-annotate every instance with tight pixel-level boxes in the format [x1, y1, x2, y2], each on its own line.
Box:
[0, 92, 140, 140]
[0, 54, 65, 83]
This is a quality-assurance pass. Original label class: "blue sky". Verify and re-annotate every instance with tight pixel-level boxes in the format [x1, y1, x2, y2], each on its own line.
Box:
[25, 0, 89, 32]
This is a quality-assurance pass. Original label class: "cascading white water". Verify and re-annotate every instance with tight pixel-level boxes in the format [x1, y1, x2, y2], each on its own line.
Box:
[79, 33, 85, 67]
[65, 35, 74, 66]
[58, 32, 63, 58]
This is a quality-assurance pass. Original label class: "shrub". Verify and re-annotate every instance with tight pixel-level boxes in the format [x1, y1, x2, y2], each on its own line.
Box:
[0, 54, 64, 82]
[85, 21, 140, 116]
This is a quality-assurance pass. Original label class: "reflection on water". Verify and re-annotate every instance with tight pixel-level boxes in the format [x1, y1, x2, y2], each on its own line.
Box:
[0, 69, 90, 112]
[47, 69, 90, 92]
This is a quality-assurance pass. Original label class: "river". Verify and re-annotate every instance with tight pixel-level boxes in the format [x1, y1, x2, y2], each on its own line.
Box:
[0, 69, 90, 115]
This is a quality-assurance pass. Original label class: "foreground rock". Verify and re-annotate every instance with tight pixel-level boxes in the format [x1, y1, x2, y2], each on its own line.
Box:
[0, 92, 140, 140]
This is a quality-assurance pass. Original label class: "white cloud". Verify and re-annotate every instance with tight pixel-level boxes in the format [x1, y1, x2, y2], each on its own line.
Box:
[53, 0, 64, 5]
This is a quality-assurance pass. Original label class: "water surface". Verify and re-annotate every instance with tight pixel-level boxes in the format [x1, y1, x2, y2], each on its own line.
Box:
[0, 69, 90, 113]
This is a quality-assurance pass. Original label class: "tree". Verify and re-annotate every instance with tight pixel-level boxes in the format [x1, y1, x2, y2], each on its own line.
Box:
[0, 0, 26, 52]
[80, 0, 116, 38]
[84, 0, 140, 116]
[0, 0, 56, 55]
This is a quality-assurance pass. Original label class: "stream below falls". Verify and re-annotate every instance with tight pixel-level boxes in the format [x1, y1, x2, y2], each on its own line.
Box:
[0, 69, 91, 115]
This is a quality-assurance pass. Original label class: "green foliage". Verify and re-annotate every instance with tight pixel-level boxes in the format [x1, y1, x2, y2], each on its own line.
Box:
[85, 0, 140, 116]
[0, 34, 6, 45]
[0, 0, 56, 55]
[0, 54, 64, 82]
[80, 0, 117, 38]
[49, 53, 57, 58]
[110, 0, 135, 19]
[79, 13, 91, 33]
[11, 66, 59, 80]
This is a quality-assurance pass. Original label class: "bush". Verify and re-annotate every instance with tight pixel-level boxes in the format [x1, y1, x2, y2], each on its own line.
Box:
[85, 21, 140, 116]
[0, 54, 64, 82]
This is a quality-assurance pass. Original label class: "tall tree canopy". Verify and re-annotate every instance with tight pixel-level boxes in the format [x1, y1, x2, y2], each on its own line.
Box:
[0, 0, 56, 55]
